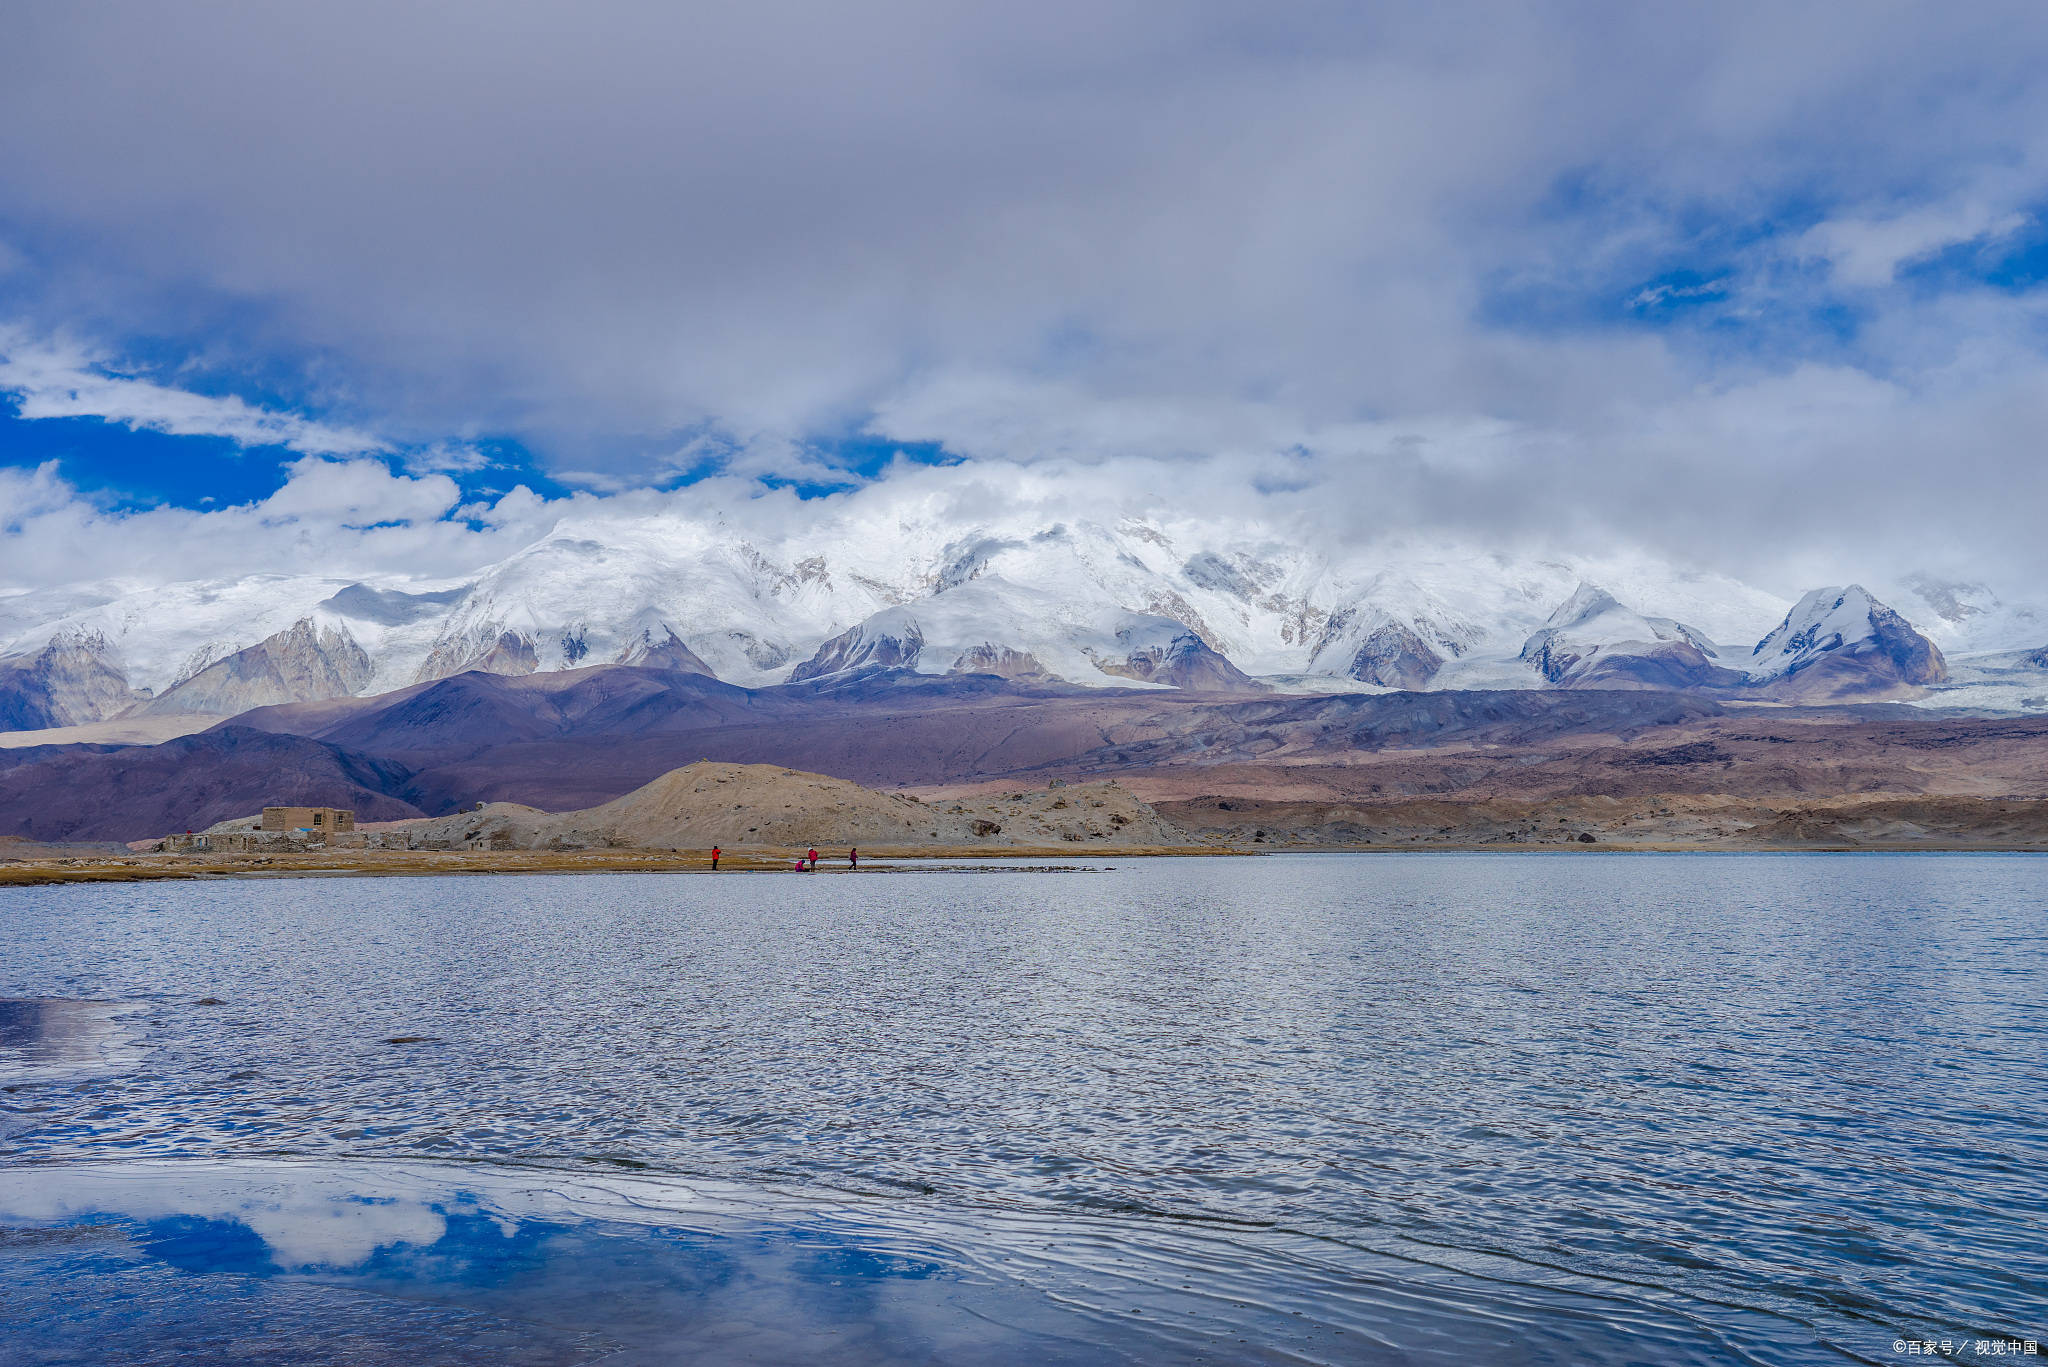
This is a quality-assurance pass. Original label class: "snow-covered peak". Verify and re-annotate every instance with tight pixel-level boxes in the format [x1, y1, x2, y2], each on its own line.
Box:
[1545, 581, 1623, 629]
[1518, 583, 1724, 687]
[7, 623, 122, 664]
[1749, 585, 1876, 678]
[1536, 581, 1711, 647]
[1302, 573, 1482, 688]
[783, 574, 1257, 691]
[411, 524, 901, 687]
[1747, 585, 1946, 691]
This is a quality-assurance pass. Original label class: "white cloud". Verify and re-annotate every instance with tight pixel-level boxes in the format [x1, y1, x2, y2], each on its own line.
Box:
[254, 456, 461, 527]
[1627, 279, 1729, 310]
[452, 485, 549, 528]
[551, 469, 645, 495]
[0, 458, 557, 601]
[402, 442, 497, 474]
[0, 329, 388, 455]
[1799, 201, 2031, 288]
[0, 461, 80, 531]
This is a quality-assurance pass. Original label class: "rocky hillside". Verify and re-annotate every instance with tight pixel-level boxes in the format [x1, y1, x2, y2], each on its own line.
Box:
[139, 619, 374, 716]
[0, 631, 145, 730]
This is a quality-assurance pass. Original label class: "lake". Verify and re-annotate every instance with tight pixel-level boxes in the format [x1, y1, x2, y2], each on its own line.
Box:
[2, 854, 2044, 1364]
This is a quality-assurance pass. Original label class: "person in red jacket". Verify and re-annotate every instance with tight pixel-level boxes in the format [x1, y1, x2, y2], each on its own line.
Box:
[807, 847, 819, 871]
[848, 847, 857, 870]
[710, 846, 720, 871]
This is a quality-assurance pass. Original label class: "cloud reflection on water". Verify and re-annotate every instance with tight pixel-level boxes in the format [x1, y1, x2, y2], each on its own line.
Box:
[0, 1158, 1767, 1365]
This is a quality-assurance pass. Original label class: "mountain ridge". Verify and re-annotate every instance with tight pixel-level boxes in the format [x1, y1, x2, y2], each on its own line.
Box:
[2, 513, 2041, 731]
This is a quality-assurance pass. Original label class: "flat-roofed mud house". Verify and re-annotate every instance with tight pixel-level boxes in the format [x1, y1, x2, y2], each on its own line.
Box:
[260, 806, 355, 835]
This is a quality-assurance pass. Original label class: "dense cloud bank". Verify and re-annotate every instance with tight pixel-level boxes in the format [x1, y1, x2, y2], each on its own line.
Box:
[0, 446, 1995, 614]
[3, 2, 2048, 590]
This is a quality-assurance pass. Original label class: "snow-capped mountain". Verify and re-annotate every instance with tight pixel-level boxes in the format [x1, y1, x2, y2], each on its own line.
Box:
[1892, 575, 2044, 656]
[1500, 581, 1950, 699]
[0, 575, 374, 695]
[0, 504, 2038, 732]
[1517, 584, 1741, 691]
[1302, 573, 1483, 688]
[783, 568, 1261, 690]
[404, 523, 884, 688]
[1746, 585, 1948, 700]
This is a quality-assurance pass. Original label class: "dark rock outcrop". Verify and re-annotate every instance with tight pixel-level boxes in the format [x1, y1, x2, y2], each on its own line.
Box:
[1342, 622, 1445, 689]
[235, 664, 768, 770]
[1092, 624, 1263, 693]
[788, 617, 924, 682]
[415, 627, 542, 681]
[614, 625, 715, 677]
[222, 665, 1724, 811]
[949, 644, 1051, 678]
[475, 632, 540, 676]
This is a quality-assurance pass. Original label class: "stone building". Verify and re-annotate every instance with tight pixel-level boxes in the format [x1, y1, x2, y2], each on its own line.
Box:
[162, 830, 293, 853]
[260, 806, 355, 835]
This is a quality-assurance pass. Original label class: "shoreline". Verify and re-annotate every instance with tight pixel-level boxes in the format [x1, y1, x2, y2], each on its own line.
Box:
[0, 845, 1237, 886]
[4, 840, 2046, 885]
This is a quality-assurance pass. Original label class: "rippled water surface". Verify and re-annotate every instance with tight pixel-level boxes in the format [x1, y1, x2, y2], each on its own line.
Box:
[2, 854, 2044, 1364]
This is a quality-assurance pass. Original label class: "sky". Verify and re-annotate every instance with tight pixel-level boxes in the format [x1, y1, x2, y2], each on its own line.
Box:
[3, 1, 2048, 601]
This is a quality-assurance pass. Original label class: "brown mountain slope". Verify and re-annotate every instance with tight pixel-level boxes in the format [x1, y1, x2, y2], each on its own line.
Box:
[0, 726, 423, 842]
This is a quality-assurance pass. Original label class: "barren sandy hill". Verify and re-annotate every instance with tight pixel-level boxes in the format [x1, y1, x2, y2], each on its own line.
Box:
[383, 760, 1194, 851]
[0, 715, 221, 750]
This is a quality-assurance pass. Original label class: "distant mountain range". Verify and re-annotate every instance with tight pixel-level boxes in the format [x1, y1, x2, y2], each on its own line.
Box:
[7, 659, 2048, 844]
[4, 508, 2046, 733]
